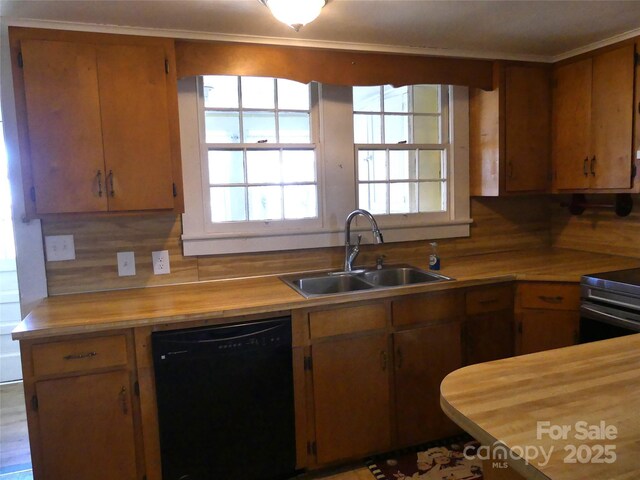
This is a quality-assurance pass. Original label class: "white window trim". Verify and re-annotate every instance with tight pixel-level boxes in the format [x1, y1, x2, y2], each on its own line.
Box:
[180, 80, 470, 256]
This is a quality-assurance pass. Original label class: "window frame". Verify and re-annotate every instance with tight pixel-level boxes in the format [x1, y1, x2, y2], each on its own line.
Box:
[180, 80, 470, 256]
[198, 76, 323, 235]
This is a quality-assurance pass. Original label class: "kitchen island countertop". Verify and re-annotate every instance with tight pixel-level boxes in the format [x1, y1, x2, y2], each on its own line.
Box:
[440, 334, 640, 480]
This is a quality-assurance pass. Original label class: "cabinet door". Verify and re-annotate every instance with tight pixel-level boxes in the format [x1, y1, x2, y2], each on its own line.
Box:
[552, 58, 592, 190]
[590, 44, 635, 189]
[312, 333, 391, 464]
[35, 370, 138, 480]
[505, 65, 551, 192]
[394, 321, 463, 447]
[466, 310, 514, 365]
[519, 310, 579, 355]
[97, 44, 175, 211]
[21, 40, 107, 214]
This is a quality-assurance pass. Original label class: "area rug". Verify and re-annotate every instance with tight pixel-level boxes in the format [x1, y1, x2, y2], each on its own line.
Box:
[366, 435, 483, 480]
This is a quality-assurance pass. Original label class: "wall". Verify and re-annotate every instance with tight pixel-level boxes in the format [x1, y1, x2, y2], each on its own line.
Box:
[42, 196, 551, 295]
[551, 194, 640, 257]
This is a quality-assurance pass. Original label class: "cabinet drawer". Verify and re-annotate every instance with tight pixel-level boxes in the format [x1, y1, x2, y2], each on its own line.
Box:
[31, 335, 128, 377]
[466, 285, 513, 315]
[393, 290, 464, 327]
[309, 303, 387, 339]
[519, 283, 579, 311]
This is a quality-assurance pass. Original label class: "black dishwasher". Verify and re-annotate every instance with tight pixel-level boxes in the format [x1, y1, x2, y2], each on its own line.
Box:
[152, 317, 296, 480]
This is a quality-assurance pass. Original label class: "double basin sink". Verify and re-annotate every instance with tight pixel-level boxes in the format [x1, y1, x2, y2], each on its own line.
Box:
[280, 265, 453, 298]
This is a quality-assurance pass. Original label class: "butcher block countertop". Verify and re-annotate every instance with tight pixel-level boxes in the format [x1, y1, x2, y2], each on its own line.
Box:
[12, 247, 640, 340]
[440, 334, 640, 480]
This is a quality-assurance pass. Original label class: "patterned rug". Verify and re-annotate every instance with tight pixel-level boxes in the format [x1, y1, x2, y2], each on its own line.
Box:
[366, 435, 483, 480]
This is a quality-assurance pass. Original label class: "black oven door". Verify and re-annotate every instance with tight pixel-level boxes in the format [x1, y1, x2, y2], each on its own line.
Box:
[580, 302, 640, 343]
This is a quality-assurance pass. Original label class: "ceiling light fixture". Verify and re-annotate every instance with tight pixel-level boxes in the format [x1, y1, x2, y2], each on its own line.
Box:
[260, 0, 326, 32]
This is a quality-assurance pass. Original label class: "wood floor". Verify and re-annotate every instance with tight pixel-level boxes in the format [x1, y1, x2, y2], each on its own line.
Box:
[0, 381, 372, 480]
[0, 382, 32, 472]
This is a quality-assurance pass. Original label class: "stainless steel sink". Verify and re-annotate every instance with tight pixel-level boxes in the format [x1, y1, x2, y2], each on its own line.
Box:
[288, 274, 375, 297]
[280, 265, 453, 298]
[362, 267, 450, 287]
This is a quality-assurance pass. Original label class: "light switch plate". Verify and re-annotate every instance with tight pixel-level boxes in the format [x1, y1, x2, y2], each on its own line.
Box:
[117, 251, 136, 277]
[44, 235, 76, 262]
[152, 250, 171, 275]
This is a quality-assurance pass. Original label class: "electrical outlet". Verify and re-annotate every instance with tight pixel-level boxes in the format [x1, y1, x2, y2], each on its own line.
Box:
[117, 251, 136, 277]
[152, 250, 171, 275]
[44, 235, 76, 262]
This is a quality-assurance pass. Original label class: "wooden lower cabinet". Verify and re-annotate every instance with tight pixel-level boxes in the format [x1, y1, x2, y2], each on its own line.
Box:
[516, 282, 580, 355]
[465, 284, 515, 365]
[35, 370, 138, 480]
[21, 331, 144, 480]
[311, 332, 391, 464]
[394, 321, 463, 447]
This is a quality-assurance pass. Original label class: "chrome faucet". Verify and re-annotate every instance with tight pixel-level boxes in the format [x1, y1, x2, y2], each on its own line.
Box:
[344, 209, 384, 272]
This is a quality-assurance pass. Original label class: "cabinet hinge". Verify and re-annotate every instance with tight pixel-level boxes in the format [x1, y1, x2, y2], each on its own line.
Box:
[165, 58, 169, 74]
[31, 395, 38, 411]
[303, 355, 312, 371]
[172, 183, 177, 198]
[635, 52, 640, 67]
[517, 322, 523, 334]
[29, 186, 36, 203]
[17, 51, 23, 68]
[632, 163, 637, 180]
[307, 441, 317, 455]
[134, 381, 140, 397]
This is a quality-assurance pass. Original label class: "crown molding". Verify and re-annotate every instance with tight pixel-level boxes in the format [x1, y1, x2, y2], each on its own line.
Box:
[552, 26, 640, 62]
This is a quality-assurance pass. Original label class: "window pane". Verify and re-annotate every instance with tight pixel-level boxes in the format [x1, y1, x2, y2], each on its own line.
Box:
[413, 115, 440, 143]
[243, 111, 276, 143]
[413, 85, 440, 114]
[354, 114, 382, 143]
[358, 150, 387, 181]
[389, 150, 417, 180]
[203, 75, 238, 108]
[384, 115, 409, 144]
[210, 187, 246, 222]
[383, 85, 409, 113]
[390, 182, 418, 214]
[282, 150, 315, 183]
[241, 77, 275, 109]
[277, 79, 310, 110]
[418, 150, 444, 179]
[279, 112, 311, 143]
[248, 186, 282, 220]
[284, 185, 317, 219]
[208, 150, 244, 184]
[358, 183, 387, 214]
[246, 150, 280, 184]
[353, 86, 381, 112]
[419, 181, 445, 212]
[205, 111, 240, 143]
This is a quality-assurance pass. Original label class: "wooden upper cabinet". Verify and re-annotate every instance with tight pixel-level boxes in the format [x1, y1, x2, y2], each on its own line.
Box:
[469, 63, 551, 196]
[552, 44, 636, 191]
[10, 28, 183, 216]
[20, 40, 108, 214]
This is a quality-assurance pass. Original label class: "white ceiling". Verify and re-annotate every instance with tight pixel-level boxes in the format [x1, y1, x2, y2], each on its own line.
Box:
[2, 0, 640, 62]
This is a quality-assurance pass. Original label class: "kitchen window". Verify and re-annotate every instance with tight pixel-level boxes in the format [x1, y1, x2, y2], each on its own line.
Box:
[201, 76, 319, 227]
[353, 85, 449, 219]
[180, 78, 470, 256]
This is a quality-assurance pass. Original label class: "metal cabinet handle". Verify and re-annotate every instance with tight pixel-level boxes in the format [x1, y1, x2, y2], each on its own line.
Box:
[119, 386, 128, 415]
[395, 347, 403, 369]
[107, 170, 115, 197]
[478, 298, 499, 305]
[538, 295, 564, 304]
[63, 351, 97, 360]
[590, 156, 596, 176]
[96, 170, 103, 197]
[583, 157, 589, 177]
[380, 351, 387, 371]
